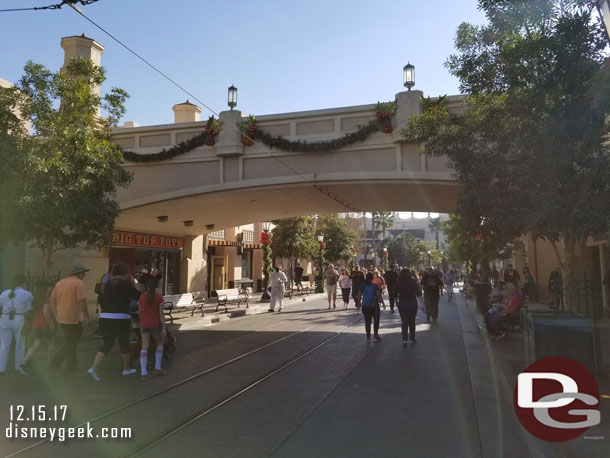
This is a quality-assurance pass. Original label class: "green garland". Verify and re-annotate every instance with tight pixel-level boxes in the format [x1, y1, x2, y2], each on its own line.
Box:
[120, 117, 386, 163]
[249, 120, 380, 153]
[121, 130, 213, 163]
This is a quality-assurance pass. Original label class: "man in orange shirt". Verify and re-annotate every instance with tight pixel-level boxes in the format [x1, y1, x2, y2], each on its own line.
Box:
[49, 264, 90, 372]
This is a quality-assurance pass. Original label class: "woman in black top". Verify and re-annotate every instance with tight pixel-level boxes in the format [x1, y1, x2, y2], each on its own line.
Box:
[396, 269, 422, 344]
[87, 263, 141, 381]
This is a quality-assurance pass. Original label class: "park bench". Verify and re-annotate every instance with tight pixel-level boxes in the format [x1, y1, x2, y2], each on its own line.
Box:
[161, 291, 207, 323]
[214, 288, 249, 312]
[284, 280, 313, 299]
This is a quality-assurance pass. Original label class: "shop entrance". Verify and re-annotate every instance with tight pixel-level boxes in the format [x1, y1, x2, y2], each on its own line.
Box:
[211, 256, 226, 292]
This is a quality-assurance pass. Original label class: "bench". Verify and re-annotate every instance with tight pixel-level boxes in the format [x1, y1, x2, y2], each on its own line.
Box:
[214, 288, 249, 312]
[284, 280, 314, 299]
[162, 291, 207, 323]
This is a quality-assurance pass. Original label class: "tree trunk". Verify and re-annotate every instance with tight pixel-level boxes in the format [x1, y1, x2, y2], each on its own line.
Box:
[41, 242, 55, 279]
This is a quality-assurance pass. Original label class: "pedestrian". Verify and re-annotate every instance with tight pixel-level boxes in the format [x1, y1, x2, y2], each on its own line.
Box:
[323, 264, 340, 309]
[0, 275, 33, 375]
[443, 269, 455, 302]
[138, 275, 167, 380]
[268, 265, 287, 312]
[420, 268, 444, 322]
[372, 270, 387, 309]
[491, 266, 500, 287]
[360, 272, 381, 342]
[87, 263, 140, 381]
[396, 269, 422, 344]
[49, 264, 90, 373]
[294, 262, 304, 293]
[383, 264, 399, 313]
[503, 264, 521, 286]
[548, 267, 563, 310]
[338, 268, 352, 308]
[350, 265, 365, 309]
[20, 282, 55, 373]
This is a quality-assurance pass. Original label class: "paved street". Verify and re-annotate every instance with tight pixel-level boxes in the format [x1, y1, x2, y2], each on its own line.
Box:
[0, 292, 608, 458]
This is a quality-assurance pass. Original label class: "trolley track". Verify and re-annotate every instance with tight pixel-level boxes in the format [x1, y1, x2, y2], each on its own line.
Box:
[4, 306, 361, 458]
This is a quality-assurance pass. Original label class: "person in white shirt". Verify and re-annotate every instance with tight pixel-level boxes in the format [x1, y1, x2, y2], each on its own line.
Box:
[338, 268, 352, 308]
[0, 276, 33, 375]
[268, 266, 288, 312]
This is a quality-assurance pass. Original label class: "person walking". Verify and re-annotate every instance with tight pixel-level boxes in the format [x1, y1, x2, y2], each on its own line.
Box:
[20, 282, 55, 373]
[396, 269, 422, 344]
[49, 264, 90, 373]
[360, 272, 381, 342]
[383, 264, 399, 313]
[548, 267, 563, 310]
[268, 266, 288, 312]
[338, 268, 352, 308]
[87, 263, 140, 381]
[421, 268, 444, 322]
[443, 269, 455, 302]
[323, 264, 340, 309]
[138, 275, 167, 380]
[0, 276, 33, 375]
[350, 265, 365, 309]
[372, 270, 387, 309]
[294, 262, 304, 293]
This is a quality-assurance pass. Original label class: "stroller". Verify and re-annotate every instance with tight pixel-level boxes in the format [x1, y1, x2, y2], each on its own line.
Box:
[129, 305, 176, 365]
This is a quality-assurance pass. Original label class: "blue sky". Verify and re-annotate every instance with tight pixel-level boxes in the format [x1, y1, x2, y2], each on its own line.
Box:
[1, 0, 487, 127]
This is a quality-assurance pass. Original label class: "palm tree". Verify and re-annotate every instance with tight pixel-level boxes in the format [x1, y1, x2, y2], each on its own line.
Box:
[428, 216, 442, 250]
[373, 212, 395, 251]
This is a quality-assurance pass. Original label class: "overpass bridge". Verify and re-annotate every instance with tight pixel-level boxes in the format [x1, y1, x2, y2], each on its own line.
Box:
[112, 91, 464, 236]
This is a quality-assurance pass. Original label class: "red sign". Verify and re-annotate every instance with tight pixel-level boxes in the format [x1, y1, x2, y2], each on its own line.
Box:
[109, 230, 184, 250]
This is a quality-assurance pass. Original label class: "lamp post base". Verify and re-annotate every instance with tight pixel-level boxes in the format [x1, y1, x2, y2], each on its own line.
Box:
[315, 275, 324, 293]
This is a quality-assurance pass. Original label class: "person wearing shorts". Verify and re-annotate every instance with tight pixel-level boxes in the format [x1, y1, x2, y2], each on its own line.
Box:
[323, 264, 340, 309]
[138, 275, 167, 380]
[87, 263, 140, 381]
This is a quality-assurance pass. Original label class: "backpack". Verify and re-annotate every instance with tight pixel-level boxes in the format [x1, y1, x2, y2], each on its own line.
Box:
[361, 283, 378, 308]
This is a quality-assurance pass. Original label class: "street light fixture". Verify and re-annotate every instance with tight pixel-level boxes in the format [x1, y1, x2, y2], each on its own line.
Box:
[262, 221, 272, 232]
[228, 85, 238, 110]
[317, 234, 324, 243]
[403, 63, 415, 90]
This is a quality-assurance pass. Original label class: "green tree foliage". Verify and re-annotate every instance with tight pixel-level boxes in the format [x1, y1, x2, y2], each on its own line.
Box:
[386, 233, 442, 267]
[270, 216, 317, 284]
[319, 214, 358, 265]
[0, 58, 132, 275]
[403, 0, 610, 292]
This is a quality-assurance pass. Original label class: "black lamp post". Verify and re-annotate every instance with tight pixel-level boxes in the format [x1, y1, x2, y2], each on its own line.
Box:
[316, 234, 325, 293]
[228, 85, 237, 110]
[403, 63, 415, 90]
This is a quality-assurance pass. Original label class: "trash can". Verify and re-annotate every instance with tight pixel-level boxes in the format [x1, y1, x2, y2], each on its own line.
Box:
[474, 282, 492, 314]
[522, 311, 595, 372]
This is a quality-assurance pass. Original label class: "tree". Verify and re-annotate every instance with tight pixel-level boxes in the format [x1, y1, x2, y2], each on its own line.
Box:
[403, 0, 610, 302]
[386, 232, 441, 267]
[0, 58, 132, 276]
[319, 214, 358, 265]
[270, 216, 317, 285]
[428, 216, 442, 250]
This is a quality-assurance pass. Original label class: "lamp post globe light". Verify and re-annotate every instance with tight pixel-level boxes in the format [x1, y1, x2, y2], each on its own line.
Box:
[228, 85, 237, 110]
[316, 234, 325, 293]
[403, 63, 415, 90]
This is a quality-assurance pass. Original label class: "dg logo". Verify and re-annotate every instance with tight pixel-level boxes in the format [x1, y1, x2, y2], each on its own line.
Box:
[514, 356, 601, 442]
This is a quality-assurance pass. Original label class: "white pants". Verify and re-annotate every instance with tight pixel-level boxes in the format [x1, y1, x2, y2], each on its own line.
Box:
[0, 315, 25, 372]
[270, 286, 285, 311]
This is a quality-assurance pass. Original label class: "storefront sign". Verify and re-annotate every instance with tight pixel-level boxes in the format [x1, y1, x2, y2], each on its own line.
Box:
[109, 230, 184, 250]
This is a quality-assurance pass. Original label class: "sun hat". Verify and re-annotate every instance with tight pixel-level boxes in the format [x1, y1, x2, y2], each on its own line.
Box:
[69, 264, 90, 276]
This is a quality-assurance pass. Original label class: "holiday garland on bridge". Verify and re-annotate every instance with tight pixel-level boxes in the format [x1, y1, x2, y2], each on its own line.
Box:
[119, 102, 396, 162]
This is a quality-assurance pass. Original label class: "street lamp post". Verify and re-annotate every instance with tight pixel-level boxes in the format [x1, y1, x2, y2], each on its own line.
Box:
[227, 85, 238, 110]
[316, 235, 325, 293]
[260, 221, 272, 301]
[382, 247, 388, 271]
[403, 63, 415, 90]
[427, 250, 432, 267]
